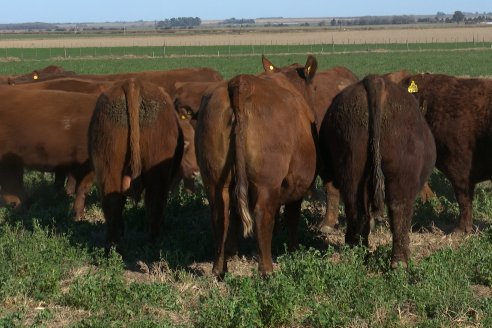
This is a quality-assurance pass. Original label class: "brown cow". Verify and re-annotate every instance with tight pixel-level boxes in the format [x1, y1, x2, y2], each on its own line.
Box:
[319, 74, 436, 267]
[387, 72, 492, 233]
[197, 55, 318, 276]
[174, 81, 222, 129]
[0, 86, 98, 217]
[8, 67, 223, 93]
[2, 68, 219, 218]
[8, 77, 114, 94]
[6, 65, 76, 85]
[89, 78, 183, 250]
[173, 81, 224, 192]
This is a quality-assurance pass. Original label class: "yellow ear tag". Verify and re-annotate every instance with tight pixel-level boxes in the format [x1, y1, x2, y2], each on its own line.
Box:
[307, 66, 311, 74]
[269, 65, 274, 71]
[180, 114, 187, 120]
[33, 74, 39, 80]
[408, 80, 418, 93]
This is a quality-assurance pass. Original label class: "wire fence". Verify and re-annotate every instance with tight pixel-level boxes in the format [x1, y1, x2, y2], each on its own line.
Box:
[0, 40, 491, 61]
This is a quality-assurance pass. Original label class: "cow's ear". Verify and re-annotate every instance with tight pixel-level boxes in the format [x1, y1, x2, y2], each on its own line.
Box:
[262, 55, 277, 73]
[303, 55, 317, 82]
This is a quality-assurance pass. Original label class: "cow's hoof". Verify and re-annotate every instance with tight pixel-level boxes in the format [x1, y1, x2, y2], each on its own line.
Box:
[318, 224, 337, 235]
[391, 260, 408, 270]
[452, 225, 473, 234]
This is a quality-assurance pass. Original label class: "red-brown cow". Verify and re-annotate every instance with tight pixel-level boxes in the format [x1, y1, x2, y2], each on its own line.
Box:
[319, 74, 436, 267]
[0, 86, 98, 217]
[6, 65, 76, 85]
[173, 81, 223, 192]
[8, 67, 223, 93]
[2, 68, 220, 218]
[174, 81, 222, 128]
[387, 72, 492, 233]
[89, 78, 183, 250]
[197, 55, 318, 276]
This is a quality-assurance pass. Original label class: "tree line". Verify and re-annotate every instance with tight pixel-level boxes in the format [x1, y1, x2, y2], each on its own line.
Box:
[327, 11, 492, 27]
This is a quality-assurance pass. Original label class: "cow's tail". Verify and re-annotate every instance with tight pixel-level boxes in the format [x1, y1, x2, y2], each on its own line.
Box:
[123, 79, 142, 189]
[363, 75, 385, 217]
[228, 76, 254, 238]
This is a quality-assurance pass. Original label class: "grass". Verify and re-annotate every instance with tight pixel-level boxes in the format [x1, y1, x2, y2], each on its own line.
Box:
[0, 45, 492, 326]
[1, 43, 492, 79]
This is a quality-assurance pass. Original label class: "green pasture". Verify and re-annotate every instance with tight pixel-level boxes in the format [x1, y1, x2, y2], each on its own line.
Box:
[0, 42, 491, 78]
[1, 44, 492, 327]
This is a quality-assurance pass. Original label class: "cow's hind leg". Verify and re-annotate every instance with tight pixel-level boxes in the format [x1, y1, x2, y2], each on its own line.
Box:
[254, 188, 279, 275]
[144, 178, 169, 244]
[0, 156, 26, 209]
[284, 199, 302, 251]
[452, 181, 475, 233]
[318, 181, 340, 233]
[73, 171, 95, 221]
[344, 184, 370, 248]
[387, 199, 414, 268]
[102, 191, 126, 253]
[209, 185, 231, 278]
[225, 188, 241, 258]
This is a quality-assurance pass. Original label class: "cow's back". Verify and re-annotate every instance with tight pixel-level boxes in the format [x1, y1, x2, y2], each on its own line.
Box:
[406, 74, 492, 180]
[312, 67, 358, 130]
[0, 87, 98, 169]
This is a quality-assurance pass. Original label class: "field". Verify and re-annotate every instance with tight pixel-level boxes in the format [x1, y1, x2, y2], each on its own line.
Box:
[1, 27, 492, 327]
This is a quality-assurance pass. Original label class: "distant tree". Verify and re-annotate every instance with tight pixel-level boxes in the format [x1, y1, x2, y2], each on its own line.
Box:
[318, 20, 326, 26]
[220, 18, 255, 25]
[436, 11, 446, 17]
[453, 11, 465, 23]
[330, 18, 337, 26]
[156, 17, 201, 29]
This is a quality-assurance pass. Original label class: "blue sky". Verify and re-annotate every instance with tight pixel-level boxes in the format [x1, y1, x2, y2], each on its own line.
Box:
[1, 0, 491, 24]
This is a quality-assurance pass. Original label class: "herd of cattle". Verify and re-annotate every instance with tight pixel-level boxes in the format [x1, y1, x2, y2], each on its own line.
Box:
[0, 56, 491, 276]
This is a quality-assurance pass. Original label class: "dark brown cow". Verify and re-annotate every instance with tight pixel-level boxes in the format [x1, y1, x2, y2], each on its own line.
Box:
[0, 86, 98, 217]
[387, 72, 492, 233]
[197, 55, 318, 276]
[319, 74, 436, 267]
[89, 78, 183, 249]
[310, 67, 359, 232]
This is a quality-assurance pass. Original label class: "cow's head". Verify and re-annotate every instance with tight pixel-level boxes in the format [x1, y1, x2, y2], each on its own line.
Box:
[261, 55, 318, 113]
[262, 54, 317, 83]
[174, 82, 221, 130]
[177, 117, 200, 192]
